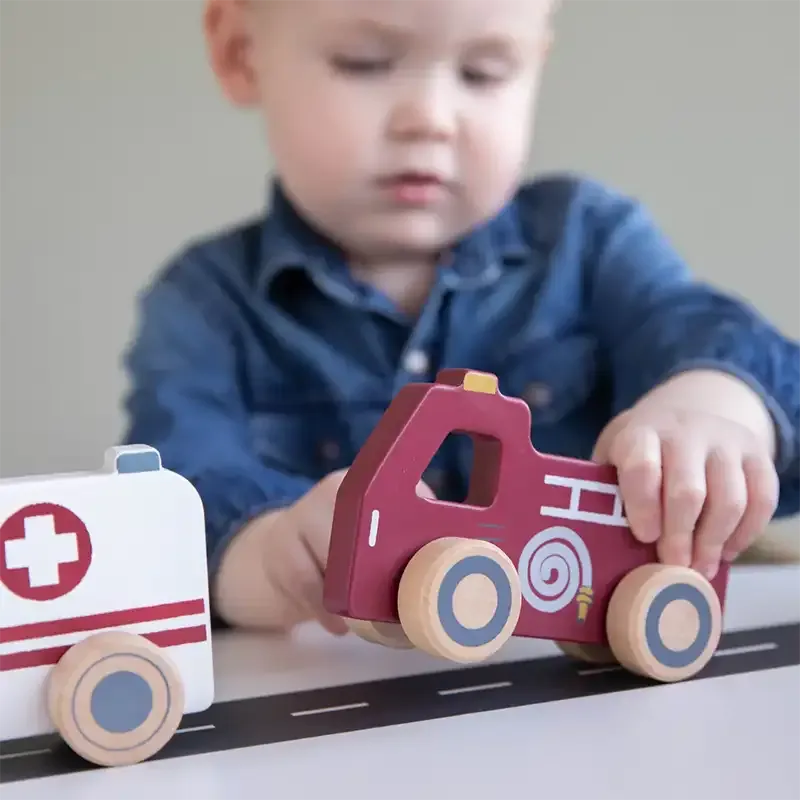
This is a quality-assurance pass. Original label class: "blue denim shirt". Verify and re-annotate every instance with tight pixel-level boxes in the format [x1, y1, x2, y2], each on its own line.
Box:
[121, 174, 800, 583]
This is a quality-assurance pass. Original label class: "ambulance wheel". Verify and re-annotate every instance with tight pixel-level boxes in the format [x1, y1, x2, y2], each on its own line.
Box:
[344, 618, 414, 649]
[397, 537, 522, 663]
[606, 564, 722, 683]
[47, 631, 185, 767]
[556, 640, 617, 665]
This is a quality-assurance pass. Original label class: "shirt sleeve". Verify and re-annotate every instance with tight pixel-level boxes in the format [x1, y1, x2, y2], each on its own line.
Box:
[120, 256, 315, 587]
[582, 180, 799, 518]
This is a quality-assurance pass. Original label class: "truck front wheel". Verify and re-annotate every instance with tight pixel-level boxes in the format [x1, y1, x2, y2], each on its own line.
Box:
[397, 537, 522, 663]
[606, 563, 722, 682]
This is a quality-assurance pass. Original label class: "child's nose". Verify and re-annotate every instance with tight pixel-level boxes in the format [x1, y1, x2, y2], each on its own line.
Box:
[388, 83, 456, 142]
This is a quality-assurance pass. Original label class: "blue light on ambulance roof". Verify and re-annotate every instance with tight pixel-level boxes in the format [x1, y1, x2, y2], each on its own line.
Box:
[116, 448, 162, 474]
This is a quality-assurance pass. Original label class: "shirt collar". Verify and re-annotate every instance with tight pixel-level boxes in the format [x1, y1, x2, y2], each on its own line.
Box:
[255, 179, 531, 298]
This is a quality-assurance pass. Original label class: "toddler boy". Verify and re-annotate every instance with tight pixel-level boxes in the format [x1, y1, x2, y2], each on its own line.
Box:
[122, 0, 799, 634]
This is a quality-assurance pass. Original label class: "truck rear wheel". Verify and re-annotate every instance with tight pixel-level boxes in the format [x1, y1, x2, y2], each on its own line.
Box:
[606, 563, 722, 682]
[397, 537, 521, 663]
[47, 630, 185, 766]
[556, 640, 617, 665]
[345, 618, 414, 649]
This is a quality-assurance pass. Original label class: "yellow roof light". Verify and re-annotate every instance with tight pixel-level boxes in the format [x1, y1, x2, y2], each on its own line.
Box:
[463, 371, 498, 394]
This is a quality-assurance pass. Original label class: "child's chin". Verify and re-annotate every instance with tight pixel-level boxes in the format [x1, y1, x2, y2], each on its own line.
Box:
[350, 211, 451, 252]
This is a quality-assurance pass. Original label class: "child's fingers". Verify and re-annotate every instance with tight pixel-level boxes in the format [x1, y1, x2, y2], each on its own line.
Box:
[303, 580, 350, 636]
[286, 552, 349, 636]
[658, 435, 708, 568]
[722, 453, 780, 562]
[303, 513, 338, 580]
[416, 480, 436, 499]
[691, 447, 747, 579]
[612, 425, 662, 544]
[271, 528, 332, 628]
[294, 524, 350, 636]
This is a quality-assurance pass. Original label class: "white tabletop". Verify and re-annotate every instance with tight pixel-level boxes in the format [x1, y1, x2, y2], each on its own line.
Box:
[3, 563, 800, 800]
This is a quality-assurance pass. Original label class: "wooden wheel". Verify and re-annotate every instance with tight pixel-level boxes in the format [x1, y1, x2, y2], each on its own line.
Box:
[606, 564, 722, 682]
[397, 537, 521, 663]
[556, 640, 617, 665]
[47, 631, 184, 766]
[345, 618, 414, 649]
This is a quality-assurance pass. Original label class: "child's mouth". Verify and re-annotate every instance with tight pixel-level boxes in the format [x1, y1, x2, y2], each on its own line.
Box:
[379, 172, 447, 205]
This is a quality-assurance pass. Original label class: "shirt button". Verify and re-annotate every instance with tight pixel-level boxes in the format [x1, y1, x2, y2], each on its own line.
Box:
[525, 382, 552, 408]
[319, 439, 341, 463]
[403, 349, 429, 376]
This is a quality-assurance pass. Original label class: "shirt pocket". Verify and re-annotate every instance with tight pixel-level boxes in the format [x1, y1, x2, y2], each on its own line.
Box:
[500, 331, 600, 428]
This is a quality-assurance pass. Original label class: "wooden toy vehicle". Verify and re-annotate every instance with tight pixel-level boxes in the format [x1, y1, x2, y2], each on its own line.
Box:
[323, 369, 729, 683]
[0, 445, 214, 766]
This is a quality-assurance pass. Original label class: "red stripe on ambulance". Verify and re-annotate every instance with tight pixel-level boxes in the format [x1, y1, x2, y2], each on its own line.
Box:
[0, 598, 206, 643]
[0, 624, 208, 671]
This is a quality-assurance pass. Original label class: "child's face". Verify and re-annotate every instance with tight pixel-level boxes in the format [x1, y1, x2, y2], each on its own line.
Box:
[211, 0, 554, 261]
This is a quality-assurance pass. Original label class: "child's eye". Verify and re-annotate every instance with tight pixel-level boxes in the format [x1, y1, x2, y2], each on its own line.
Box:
[331, 55, 392, 75]
[462, 67, 496, 85]
[461, 65, 509, 87]
[461, 53, 518, 88]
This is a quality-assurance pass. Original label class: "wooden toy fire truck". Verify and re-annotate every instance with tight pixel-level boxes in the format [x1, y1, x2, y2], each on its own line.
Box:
[323, 369, 729, 683]
[0, 445, 214, 767]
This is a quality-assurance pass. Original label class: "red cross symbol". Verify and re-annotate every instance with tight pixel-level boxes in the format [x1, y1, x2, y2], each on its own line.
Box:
[0, 503, 93, 601]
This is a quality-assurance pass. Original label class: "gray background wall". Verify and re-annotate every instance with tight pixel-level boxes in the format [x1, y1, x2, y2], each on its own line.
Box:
[1, 0, 798, 536]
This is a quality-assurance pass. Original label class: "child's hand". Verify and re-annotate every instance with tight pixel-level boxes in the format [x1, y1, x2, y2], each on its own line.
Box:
[214, 469, 351, 635]
[260, 469, 436, 635]
[214, 468, 435, 633]
[593, 400, 779, 580]
[259, 469, 352, 636]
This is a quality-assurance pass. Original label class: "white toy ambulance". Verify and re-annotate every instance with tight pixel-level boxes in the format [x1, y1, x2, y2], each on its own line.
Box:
[0, 445, 215, 767]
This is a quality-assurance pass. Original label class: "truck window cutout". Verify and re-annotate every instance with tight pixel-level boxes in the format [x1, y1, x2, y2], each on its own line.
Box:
[420, 431, 502, 508]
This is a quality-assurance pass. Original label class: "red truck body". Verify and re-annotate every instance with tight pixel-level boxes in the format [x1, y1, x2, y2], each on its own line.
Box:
[324, 368, 729, 649]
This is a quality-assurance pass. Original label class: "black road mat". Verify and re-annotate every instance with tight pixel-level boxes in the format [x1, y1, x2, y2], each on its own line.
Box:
[1, 622, 797, 784]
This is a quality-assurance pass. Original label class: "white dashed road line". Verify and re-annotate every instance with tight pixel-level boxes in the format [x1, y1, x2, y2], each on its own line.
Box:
[0, 748, 51, 761]
[577, 665, 620, 677]
[291, 702, 370, 717]
[715, 642, 777, 658]
[438, 681, 512, 696]
[177, 724, 215, 734]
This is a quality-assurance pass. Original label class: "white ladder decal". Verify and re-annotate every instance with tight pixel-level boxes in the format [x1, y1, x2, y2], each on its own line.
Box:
[540, 474, 628, 528]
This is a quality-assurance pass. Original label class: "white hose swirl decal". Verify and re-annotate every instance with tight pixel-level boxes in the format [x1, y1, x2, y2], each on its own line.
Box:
[518, 526, 593, 614]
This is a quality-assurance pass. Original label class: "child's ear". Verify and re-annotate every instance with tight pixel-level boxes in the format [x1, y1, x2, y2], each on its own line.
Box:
[204, 0, 260, 107]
